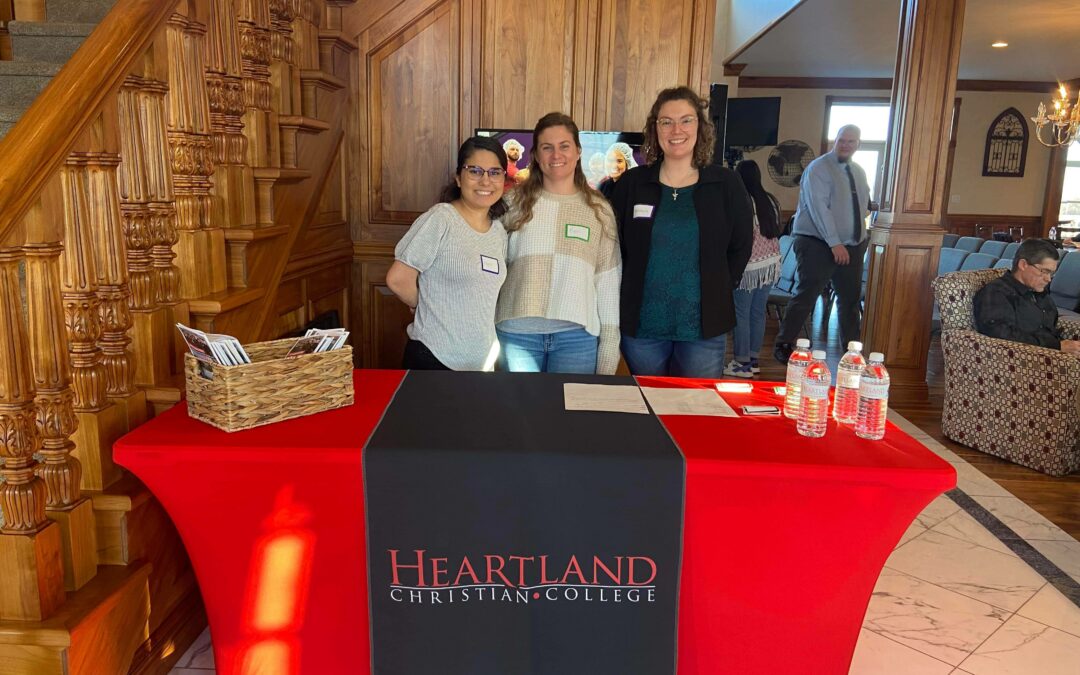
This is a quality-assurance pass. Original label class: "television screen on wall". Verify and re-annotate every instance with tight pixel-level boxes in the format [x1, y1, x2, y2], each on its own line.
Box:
[725, 97, 781, 148]
[476, 128, 645, 190]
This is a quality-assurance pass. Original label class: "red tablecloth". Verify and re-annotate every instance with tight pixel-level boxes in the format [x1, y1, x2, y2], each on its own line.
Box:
[115, 371, 955, 675]
[636, 377, 956, 674]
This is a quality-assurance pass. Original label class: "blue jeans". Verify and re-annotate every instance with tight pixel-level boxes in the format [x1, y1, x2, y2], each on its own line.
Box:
[732, 286, 772, 362]
[620, 333, 727, 378]
[496, 327, 599, 374]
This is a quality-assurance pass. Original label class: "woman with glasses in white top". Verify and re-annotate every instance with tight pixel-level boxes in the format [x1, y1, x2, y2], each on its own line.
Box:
[387, 136, 510, 371]
[609, 86, 754, 378]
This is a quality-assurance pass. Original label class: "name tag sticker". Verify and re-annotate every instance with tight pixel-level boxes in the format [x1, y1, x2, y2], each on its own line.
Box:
[480, 255, 500, 274]
[565, 223, 591, 241]
[633, 204, 654, 219]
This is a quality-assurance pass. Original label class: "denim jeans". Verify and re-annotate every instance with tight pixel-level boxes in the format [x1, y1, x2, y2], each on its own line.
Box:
[732, 285, 772, 362]
[496, 327, 599, 374]
[620, 333, 727, 378]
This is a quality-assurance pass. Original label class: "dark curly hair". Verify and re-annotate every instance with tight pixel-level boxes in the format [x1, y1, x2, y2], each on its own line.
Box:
[640, 86, 716, 168]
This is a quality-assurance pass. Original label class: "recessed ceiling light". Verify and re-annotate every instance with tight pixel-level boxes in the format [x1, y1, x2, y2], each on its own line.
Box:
[991, 41, 1008, 48]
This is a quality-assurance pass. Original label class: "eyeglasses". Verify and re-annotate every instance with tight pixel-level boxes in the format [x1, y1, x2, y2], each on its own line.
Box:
[1030, 263, 1056, 279]
[462, 165, 506, 180]
[657, 116, 698, 131]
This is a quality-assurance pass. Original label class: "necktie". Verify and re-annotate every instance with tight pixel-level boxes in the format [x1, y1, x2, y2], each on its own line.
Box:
[844, 163, 863, 243]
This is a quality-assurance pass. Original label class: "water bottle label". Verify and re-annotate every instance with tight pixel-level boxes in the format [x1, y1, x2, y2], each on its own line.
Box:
[802, 382, 830, 399]
[860, 382, 889, 399]
[785, 363, 807, 385]
[837, 370, 860, 389]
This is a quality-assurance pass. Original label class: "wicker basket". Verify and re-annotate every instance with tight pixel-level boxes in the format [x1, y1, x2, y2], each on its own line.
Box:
[184, 338, 354, 432]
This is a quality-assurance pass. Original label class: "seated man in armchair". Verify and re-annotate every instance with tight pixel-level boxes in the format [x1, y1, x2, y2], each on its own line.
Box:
[974, 238, 1080, 355]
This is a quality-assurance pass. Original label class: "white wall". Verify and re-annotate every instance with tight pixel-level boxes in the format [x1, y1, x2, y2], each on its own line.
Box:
[725, 0, 803, 63]
[735, 87, 1053, 217]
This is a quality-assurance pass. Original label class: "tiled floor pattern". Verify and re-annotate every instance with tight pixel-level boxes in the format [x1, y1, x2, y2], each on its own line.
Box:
[170, 411, 1080, 674]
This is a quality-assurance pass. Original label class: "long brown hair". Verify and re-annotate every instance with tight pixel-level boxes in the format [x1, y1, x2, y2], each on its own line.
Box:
[504, 112, 610, 232]
[640, 86, 716, 168]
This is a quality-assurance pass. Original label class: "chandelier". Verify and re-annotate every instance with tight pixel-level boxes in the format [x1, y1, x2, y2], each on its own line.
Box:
[1031, 84, 1080, 148]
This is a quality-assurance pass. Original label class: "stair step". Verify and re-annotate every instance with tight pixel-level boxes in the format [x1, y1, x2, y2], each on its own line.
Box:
[45, 0, 116, 24]
[0, 562, 151, 674]
[89, 473, 199, 636]
[0, 61, 61, 108]
[0, 105, 28, 141]
[9, 21, 95, 63]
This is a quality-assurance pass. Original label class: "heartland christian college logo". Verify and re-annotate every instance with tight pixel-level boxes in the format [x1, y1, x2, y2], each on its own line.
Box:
[386, 549, 660, 606]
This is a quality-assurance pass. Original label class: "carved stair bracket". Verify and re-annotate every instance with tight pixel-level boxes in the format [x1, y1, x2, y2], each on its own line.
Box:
[0, 250, 47, 535]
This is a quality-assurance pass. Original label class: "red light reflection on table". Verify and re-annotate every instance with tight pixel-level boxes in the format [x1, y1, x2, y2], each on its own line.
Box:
[233, 487, 315, 675]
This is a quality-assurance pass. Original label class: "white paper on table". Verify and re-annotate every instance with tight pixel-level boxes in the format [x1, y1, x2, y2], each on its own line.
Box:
[563, 383, 650, 415]
[640, 387, 738, 417]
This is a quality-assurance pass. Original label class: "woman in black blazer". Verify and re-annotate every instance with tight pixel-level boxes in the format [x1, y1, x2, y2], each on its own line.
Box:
[610, 86, 754, 377]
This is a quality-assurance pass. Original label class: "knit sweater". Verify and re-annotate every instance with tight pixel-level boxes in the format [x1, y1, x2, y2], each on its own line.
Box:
[496, 189, 622, 374]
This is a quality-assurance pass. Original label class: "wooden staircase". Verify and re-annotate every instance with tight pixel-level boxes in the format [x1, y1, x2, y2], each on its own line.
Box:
[0, 0, 356, 672]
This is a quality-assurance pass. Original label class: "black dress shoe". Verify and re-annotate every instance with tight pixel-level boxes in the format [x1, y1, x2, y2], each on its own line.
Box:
[774, 342, 794, 365]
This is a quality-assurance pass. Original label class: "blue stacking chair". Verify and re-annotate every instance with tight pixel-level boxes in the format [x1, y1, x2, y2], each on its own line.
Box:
[938, 248, 969, 275]
[767, 243, 811, 338]
[1001, 242, 1021, 260]
[993, 257, 1013, 270]
[978, 240, 1008, 258]
[942, 233, 960, 248]
[1049, 250, 1080, 318]
[954, 236, 983, 253]
[959, 252, 998, 271]
[779, 234, 793, 260]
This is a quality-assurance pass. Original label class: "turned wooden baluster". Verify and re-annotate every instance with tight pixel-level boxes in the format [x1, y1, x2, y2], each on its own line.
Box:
[59, 162, 107, 414]
[117, 81, 159, 313]
[167, 11, 222, 300]
[24, 242, 81, 509]
[237, 0, 274, 168]
[206, 0, 252, 235]
[87, 157, 136, 399]
[269, 0, 298, 67]
[0, 250, 45, 534]
[145, 84, 181, 306]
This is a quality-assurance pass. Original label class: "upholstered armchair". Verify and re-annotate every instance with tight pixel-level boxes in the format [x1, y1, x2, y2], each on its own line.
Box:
[931, 268, 1080, 476]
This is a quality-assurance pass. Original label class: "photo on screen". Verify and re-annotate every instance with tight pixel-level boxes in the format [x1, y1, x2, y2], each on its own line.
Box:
[476, 128, 645, 190]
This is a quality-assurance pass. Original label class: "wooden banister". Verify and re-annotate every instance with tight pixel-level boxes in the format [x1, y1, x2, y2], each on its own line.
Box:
[0, 0, 177, 248]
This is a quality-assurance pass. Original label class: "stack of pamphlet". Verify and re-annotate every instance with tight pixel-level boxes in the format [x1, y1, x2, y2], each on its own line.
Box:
[176, 323, 251, 368]
[284, 328, 350, 358]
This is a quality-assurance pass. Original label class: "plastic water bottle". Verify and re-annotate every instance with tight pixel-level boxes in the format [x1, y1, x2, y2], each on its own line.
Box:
[856, 352, 890, 440]
[1049, 226, 1058, 241]
[783, 338, 813, 419]
[797, 350, 832, 438]
[833, 341, 866, 424]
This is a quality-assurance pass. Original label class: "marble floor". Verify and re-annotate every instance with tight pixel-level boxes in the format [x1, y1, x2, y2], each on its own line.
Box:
[169, 411, 1080, 675]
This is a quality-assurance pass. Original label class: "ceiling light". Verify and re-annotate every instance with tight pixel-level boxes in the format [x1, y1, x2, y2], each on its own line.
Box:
[991, 41, 1008, 48]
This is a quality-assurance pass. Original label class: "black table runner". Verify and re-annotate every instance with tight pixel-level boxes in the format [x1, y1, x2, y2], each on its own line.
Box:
[363, 371, 685, 675]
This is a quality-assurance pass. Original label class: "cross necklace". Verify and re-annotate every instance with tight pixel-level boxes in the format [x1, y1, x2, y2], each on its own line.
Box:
[660, 166, 698, 201]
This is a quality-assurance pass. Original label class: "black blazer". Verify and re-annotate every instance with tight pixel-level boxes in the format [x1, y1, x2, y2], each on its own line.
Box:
[610, 163, 754, 339]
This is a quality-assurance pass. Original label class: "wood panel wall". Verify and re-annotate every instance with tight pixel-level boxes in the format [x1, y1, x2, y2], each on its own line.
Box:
[345, 0, 715, 367]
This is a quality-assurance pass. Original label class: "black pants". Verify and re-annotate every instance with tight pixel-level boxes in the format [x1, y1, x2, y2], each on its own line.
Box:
[777, 235, 868, 348]
[402, 339, 451, 370]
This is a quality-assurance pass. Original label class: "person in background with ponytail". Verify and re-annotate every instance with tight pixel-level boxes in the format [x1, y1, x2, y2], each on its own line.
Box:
[386, 136, 509, 371]
[724, 159, 783, 378]
[496, 112, 622, 374]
